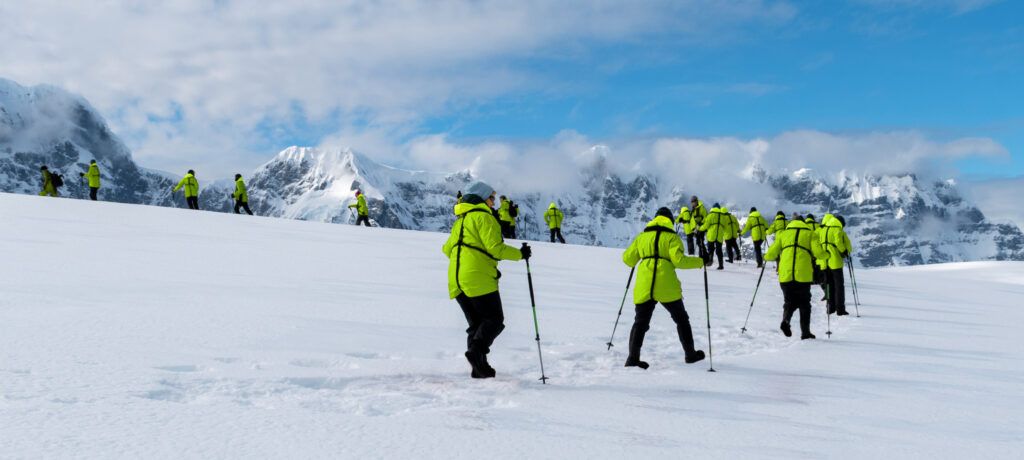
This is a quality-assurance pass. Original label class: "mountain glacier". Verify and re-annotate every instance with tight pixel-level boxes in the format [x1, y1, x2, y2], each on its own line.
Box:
[2, 77, 1022, 267]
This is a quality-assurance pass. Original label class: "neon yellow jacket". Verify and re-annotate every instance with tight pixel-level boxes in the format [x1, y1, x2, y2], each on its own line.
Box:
[816, 214, 852, 270]
[767, 214, 787, 235]
[691, 201, 708, 227]
[721, 208, 739, 240]
[84, 163, 101, 188]
[348, 194, 368, 216]
[743, 211, 769, 242]
[804, 216, 821, 233]
[623, 216, 705, 304]
[442, 202, 524, 298]
[700, 207, 729, 243]
[173, 173, 199, 198]
[676, 207, 696, 234]
[498, 198, 513, 223]
[543, 203, 564, 229]
[233, 178, 248, 203]
[764, 220, 828, 283]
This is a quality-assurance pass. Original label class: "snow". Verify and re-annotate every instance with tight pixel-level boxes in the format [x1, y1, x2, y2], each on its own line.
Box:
[1, 192, 1022, 458]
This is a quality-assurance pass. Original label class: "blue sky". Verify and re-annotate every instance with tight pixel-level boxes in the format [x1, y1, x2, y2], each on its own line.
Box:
[1, 0, 1022, 180]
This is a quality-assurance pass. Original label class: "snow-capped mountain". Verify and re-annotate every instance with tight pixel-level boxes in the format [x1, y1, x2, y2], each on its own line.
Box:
[2, 77, 1022, 267]
[0, 78, 179, 206]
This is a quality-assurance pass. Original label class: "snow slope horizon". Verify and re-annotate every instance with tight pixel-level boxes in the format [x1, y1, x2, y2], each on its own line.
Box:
[1, 192, 1022, 458]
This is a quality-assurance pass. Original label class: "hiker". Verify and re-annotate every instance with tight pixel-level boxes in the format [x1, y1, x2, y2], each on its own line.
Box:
[442, 181, 530, 379]
[232, 174, 253, 215]
[621, 207, 706, 369]
[764, 217, 828, 339]
[172, 170, 200, 210]
[349, 190, 370, 226]
[508, 200, 519, 240]
[690, 196, 709, 258]
[498, 196, 514, 239]
[80, 160, 100, 200]
[723, 207, 742, 263]
[818, 214, 853, 316]
[804, 214, 827, 298]
[456, 191, 463, 203]
[544, 202, 566, 243]
[767, 211, 787, 238]
[675, 204, 697, 254]
[700, 203, 727, 270]
[743, 207, 769, 268]
[39, 165, 59, 197]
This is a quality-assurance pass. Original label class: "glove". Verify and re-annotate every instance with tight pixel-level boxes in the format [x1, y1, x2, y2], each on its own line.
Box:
[79, 173, 85, 177]
[520, 243, 532, 260]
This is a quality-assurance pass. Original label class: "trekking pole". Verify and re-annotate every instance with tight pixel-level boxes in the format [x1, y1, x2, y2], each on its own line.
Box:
[606, 266, 636, 350]
[702, 264, 716, 372]
[523, 247, 549, 384]
[825, 282, 832, 339]
[847, 257, 861, 317]
[740, 263, 767, 334]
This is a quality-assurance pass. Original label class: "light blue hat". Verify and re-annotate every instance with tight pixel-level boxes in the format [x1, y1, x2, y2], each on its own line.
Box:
[465, 181, 495, 199]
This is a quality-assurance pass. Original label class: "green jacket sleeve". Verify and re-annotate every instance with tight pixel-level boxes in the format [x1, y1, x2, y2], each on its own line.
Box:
[480, 216, 522, 261]
[811, 232, 827, 261]
[622, 237, 640, 268]
[764, 238, 782, 261]
[669, 236, 704, 270]
[442, 220, 459, 258]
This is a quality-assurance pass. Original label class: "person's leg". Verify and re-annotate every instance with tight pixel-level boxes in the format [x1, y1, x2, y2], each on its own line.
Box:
[726, 239, 736, 262]
[556, 228, 565, 244]
[626, 301, 656, 367]
[89, 187, 98, 201]
[468, 291, 505, 355]
[686, 232, 696, 255]
[661, 300, 700, 357]
[780, 282, 798, 337]
[824, 269, 837, 314]
[234, 200, 242, 214]
[455, 294, 480, 352]
[243, 202, 253, 215]
[714, 242, 724, 269]
[754, 240, 764, 267]
[550, 229, 556, 243]
[832, 268, 847, 315]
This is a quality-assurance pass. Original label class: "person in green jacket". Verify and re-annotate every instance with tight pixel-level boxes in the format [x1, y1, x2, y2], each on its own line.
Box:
[690, 196, 709, 258]
[79, 160, 101, 201]
[543, 202, 566, 243]
[723, 207, 742, 263]
[442, 181, 530, 379]
[622, 207, 706, 369]
[39, 165, 58, 197]
[804, 214, 826, 298]
[764, 219, 828, 339]
[230, 174, 253, 215]
[497, 196, 514, 239]
[817, 214, 853, 316]
[676, 205, 698, 255]
[348, 190, 370, 226]
[172, 170, 200, 210]
[767, 211, 787, 237]
[699, 204, 728, 270]
[742, 207, 769, 268]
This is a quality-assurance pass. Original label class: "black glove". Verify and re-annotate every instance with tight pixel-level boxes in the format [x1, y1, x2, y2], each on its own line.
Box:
[79, 173, 85, 177]
[520, 243, 532, 260]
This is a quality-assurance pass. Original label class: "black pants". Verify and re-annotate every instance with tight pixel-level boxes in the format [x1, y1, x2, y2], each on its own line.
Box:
[686, 232, 696, 255]
[234, 200, 253, 215]
[695, 231, 706, 256]
[725, 238, 740, 262]
[825, 268, 846, 314]
[355, 215, 371, 227]
[186, 196, 199, 210]
[628, 299, 698, 359]
[500, 221, 512, 239]
[549, 228, 565, 243]
[753, 240, 764, 267]
[509, 226, 516, 239]
[780, 282, 812, 336]
[89, 187, 98, 201]
[455, 292, 506, 355]
[706, 241, 724, 268]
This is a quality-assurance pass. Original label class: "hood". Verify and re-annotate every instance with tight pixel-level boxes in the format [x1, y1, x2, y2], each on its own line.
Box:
[785, 220, 812, 230]
[822, 213, 843, 229]
[749, 211, 762, 218]
[646, 215, 675, 230]
[454, 201, 492, 217]
[549, 202, 557, 209]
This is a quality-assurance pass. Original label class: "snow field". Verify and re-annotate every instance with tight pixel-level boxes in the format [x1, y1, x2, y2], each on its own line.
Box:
[1, 192, 1022, 458]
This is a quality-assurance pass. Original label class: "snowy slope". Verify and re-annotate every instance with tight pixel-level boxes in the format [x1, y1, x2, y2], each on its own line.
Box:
[1, 192, 1021, 458]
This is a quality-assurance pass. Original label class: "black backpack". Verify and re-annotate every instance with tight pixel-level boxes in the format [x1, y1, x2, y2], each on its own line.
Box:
[509, 202, 519, 218]
[51, 173, 64, 188]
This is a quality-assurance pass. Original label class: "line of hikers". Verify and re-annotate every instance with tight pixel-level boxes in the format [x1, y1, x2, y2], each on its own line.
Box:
[444, 183, 855, 379]
[456, 191, 568, 244]
[35, 164, 377, 223]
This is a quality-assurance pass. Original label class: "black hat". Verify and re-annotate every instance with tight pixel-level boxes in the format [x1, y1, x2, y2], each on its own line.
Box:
[777, 210, 785, 216]
[750, 207, 757, 212]
[655, 207, 673, 221]
[234, 174, 242, 179]
[188, 169, 195, 175]
[805, 213, 815, 220]
[713, 203, 721, 208]
[836, 215, 846, 226]
[40, 165, 48, 170]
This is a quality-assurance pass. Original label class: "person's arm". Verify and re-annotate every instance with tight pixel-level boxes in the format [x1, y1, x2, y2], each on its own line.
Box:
[441, 219, 460, 258]
[479, 215, 523, 261]
[622, 237, 640, 268]
[669, 235, 704, 269]
[765, 234, 783, 261]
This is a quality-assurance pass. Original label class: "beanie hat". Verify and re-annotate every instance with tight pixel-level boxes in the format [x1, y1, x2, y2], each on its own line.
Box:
[655, 207, 673, 221]
[465, 181, 495, 200]
[750, 207, 757, 212]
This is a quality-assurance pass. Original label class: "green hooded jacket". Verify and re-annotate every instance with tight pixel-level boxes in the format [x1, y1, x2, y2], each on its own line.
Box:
[700, 207, 729, 243]
[767, 213, 787, 235]
[348, 194, 368, 216]
[543, 203, 564, 229]
[622, 215, 705, 304]
[816, 214, 852, 270]
[84, 163, 101, 188]
[173, 173, 199, 198]
[233, 177, 249, 203]
[743, 211, 769, 242]
[39, 170, 57, 196]
[764, 220, 828, 283]
[676, 206, 696, 234]
[442, 201, 524, 298]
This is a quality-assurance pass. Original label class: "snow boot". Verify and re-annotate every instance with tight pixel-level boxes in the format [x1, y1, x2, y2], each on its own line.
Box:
[780, 321, 792, 337]
[801, 333, 816, 340]
[465, 351, 495, 378]
[685, 350, 706, 364]
[624, 357, 649, 370]
[837, 307, 849, 316]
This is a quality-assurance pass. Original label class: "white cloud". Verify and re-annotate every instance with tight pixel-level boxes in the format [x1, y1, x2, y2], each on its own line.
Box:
[961, 176, 1024, 230]
[0, 0, 796, 177]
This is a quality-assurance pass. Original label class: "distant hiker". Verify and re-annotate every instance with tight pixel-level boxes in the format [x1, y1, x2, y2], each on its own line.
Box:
[456, 190, 463, 203]
[723, 207, 742, 263]
[767, 211, 787, 238]
[690, 196, 709, 258]
[621, 207, 706, 369]
[676, 204, 697, 255]
[508, 200, 519, 240]
[349, 190, 370, 226]
[39, 165, 59, 197]
[700, 203, 727, 270]
[764, 217, 828, 339]
[497, 195, 514, 239]
[817, 214, 853, 316]
[805, 214, 826, 298]
[79, 160, 101, 201]
[544, 202, 566, 243]
[804, 214, 821, 232]
[172, 170, 200, 210]
[742, 207, 769, 268]
[442, 181, 530, 379]
[231, 174, 253, 215]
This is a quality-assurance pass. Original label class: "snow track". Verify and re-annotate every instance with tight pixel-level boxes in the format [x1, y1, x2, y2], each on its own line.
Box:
[1, 193, 1021, 458]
